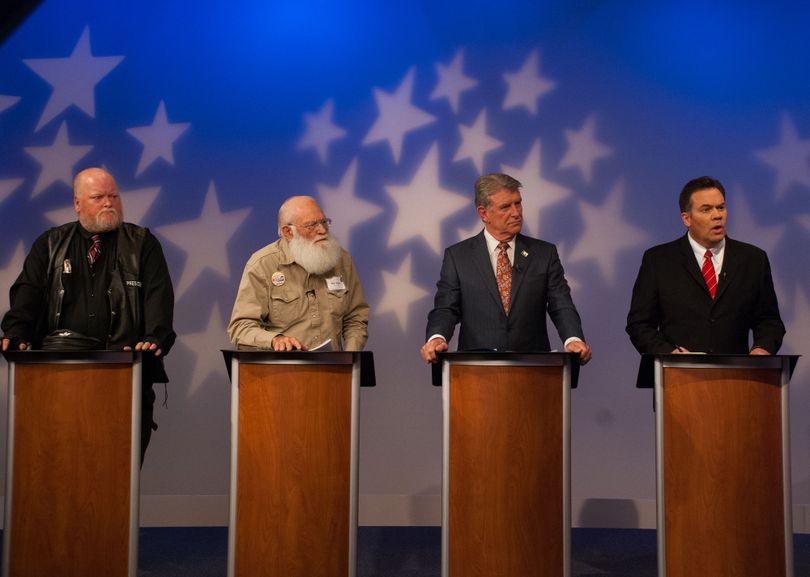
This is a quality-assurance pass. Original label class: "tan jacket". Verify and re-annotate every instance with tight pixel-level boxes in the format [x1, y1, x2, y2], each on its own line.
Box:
[228, 238, 369, 350]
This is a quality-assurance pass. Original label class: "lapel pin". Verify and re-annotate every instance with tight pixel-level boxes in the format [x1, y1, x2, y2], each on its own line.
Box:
[521, 250, 528, 257]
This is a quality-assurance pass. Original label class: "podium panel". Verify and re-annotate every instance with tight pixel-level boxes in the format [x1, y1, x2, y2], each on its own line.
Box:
[439, 353, 575, 577]
[2, 352, 141, 577]
[648, 355, 796, 577]
[225, 351, 373, 577]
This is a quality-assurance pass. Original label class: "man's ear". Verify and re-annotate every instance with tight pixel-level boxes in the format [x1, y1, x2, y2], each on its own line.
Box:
[680, 212, 690, 229]
[476, 205, 488, 223]
[280, 225, 294, 241]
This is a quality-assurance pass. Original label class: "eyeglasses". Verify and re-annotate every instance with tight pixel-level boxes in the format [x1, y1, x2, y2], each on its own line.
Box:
[290, 218, 332, 232]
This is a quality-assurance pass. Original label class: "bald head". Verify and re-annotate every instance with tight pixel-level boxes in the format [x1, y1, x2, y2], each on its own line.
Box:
[278, 196, 324, 238]
[73, 167, 124, 232]
[74, 168, 116, 198]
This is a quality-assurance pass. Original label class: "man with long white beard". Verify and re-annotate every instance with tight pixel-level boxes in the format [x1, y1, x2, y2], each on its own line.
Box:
[1, 167, 176, 462]
[228, 195, 369, 351]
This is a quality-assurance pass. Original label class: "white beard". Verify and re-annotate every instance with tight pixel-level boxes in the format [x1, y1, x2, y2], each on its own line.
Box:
[288, 231, 343, 275]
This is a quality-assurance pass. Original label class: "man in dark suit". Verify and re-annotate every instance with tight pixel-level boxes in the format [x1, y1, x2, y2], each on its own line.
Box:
[420, 173, 592, 364]
[626, 175, 785, 355]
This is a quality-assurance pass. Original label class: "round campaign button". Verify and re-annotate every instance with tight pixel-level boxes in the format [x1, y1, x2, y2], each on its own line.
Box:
[271, 271, 286, 286]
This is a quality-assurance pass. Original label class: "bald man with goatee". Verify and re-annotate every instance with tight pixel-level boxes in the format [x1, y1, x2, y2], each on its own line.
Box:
[228, 195, 369, 351]
[1, 167, 176, 462]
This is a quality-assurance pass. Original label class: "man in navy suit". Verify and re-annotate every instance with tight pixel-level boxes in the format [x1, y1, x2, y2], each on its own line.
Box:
[420, 173, 592, 364]
[626, 176, 785, 355]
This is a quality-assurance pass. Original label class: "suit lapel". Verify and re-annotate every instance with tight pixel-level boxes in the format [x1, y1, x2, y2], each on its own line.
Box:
[678, 234, 713, 298]
[509, 235, 528, 309]
[714, 237, 735, 302]
[469, 232, 504, 313]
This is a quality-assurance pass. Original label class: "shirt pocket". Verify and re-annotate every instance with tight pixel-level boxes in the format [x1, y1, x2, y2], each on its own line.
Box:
[269, 288, 303, 327]
[326, 288, 347, 318]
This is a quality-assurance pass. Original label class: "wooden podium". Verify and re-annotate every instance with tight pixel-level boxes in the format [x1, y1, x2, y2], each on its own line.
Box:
[2, 351, 142, 577]
[434, 352, 578, 577]
[223, 350, 375, 577]
[637, 354, 799, 577]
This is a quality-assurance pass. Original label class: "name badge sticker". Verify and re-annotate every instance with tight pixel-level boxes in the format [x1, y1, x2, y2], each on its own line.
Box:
[325, 276, 346, 291]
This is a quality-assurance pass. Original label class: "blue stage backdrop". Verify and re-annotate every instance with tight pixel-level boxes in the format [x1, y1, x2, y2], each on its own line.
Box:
[1, 0, 809, 526]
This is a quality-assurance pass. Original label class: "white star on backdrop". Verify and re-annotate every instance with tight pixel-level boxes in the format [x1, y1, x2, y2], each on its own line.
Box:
[456, 220, 483, 243]
[23, 27, 124, 131]
[316, 158, 384, 248]
[453, 108, 503, 173]
[157, 181, 251, 298]
[501, 139, 570, 239]
[363, 67, 437, 163]
[0, 241, 27, 316]
[376, 252, 429, 332]
[384, 142, 469, 255]
[24, 121, 93, 198]
[126, 101, 190, 176]
[0, 178, 24, 205]
[728, 185, 785, 256]
[754, 112, 810, 199]
[559, 113, 613, 183]
[44, 185, 161, 226]
[0, 95, 20, 114]
[179, 302, 229, 398]
[430, 48, 477, 114]
[502, 49, 556, 115]
[297, 99, 347, 163]
[568, 180, 649, 286]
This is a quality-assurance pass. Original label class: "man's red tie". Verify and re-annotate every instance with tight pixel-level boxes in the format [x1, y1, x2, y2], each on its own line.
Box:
[701, 249, 717, 299]
[87, 234, 102, 268]
[496, 241, 512, 314]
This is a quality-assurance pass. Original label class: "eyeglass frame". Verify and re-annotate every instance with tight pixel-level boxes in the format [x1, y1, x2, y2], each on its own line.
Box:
[287, 218, 332, 232]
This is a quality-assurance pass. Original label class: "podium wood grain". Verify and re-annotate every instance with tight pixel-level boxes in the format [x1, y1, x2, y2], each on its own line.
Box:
[449, 364, 563, 577]
[663, 366, 785, 577]
[235, 363, 352, 577]
[9, 363, 132, 577]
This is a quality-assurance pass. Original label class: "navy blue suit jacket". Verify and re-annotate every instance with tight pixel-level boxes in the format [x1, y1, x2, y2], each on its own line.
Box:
[426, 231, 585, 352]
[626, 234, 785, 354]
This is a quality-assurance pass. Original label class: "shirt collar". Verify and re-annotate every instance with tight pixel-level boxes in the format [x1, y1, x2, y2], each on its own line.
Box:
[687, 233, 725, 259]
[483, 228, 515, 254]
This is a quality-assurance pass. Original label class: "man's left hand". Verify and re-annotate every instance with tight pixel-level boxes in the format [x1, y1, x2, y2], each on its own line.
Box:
[565, 340, 592, 365]
[124, 342, 163, 356]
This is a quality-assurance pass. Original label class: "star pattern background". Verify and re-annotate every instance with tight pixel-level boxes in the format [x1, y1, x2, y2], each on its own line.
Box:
[1, 0, 809, 520]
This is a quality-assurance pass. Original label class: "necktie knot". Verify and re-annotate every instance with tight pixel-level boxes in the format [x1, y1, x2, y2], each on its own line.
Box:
[87, 234, 102, 268]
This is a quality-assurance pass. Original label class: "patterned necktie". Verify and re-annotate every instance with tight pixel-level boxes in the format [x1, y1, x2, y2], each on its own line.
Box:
[87, 234, 102, 268]
[701, 249, 717, 299]
[496, 241, 512, 314]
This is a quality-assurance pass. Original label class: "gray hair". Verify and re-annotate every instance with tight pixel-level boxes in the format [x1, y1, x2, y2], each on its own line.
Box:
[474, 173, 522, 208]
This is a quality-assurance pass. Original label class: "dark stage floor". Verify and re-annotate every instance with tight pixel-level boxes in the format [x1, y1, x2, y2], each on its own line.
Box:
[2, 527, 808, 576]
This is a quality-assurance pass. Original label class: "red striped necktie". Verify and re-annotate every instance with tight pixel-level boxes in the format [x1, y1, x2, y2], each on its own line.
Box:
[701, 249, 717, 299]
[87, 234, 102, 268]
